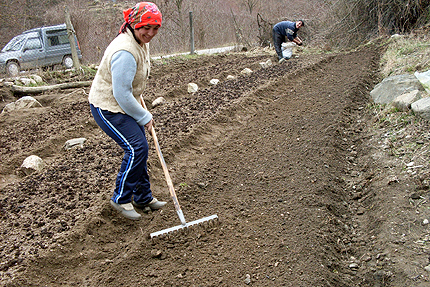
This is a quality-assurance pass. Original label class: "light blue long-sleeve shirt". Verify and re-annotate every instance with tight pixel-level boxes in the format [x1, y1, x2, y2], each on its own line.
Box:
[111, 50, 152, 126]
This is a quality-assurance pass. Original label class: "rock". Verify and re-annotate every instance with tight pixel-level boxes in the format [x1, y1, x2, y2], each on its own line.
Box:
[244, 274, 251, 284]
[64, 138, 87, 150]
[31, 75, 43, 83]
[414, 70, 430, 94]
[188, 83, 198, 93]
[370, 74, 424, 104]
[349, 263, 359, 269]
[2, 102, 16, 113]
[423, 218, 429, 225]
[150, 249, 163, 258]
[411, 97, 430, 120]
[15, 96, 42, 109]
[20, 78, 35, 86]
[259, 61, 269, 68]
[226, 75, 235, 80]
[209, 79, 219, 85]
[425, 265, 430, 272]
[1, 96, 42, 113]
[259, 59, 273, 68]
[152, 96, 166, 107]
[20, 155, 45, 175]
[391, 90, 422, 111]
[241, 68, 253, 75]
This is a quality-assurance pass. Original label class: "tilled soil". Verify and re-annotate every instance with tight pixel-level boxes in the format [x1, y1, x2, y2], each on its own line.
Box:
[1, 46, 430, 286]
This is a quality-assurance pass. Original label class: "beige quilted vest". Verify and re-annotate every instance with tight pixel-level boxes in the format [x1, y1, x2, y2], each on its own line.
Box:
[89, 29, 150, 113]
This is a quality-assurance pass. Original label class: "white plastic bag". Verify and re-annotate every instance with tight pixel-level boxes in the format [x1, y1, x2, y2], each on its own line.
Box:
[281, 42, 295, 59]
[414, 70, 430, 94]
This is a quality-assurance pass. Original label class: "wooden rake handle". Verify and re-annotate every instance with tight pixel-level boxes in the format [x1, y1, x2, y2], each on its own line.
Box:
[139, 95, 186, 225]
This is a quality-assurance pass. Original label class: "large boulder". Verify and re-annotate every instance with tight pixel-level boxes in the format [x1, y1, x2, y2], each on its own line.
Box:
[370, 74, 424, 104]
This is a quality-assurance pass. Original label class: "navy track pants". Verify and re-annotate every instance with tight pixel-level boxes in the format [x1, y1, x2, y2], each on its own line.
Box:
[90, 104, 153, 205]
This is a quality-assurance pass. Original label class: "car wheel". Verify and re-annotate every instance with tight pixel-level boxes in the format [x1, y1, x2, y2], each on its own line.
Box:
[6, 61, 20, 76]
[62, 55, 74, 69]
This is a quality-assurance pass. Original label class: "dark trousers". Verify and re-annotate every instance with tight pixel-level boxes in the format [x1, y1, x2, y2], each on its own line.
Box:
[272, 29, 285, 59]
[90, 104, 152, 205]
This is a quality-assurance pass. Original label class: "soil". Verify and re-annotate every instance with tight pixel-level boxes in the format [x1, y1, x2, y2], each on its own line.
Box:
[1, 45, 430, 287]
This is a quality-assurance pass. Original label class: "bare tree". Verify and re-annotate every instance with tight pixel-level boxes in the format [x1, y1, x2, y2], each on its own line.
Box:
[242, 0, 259, 14]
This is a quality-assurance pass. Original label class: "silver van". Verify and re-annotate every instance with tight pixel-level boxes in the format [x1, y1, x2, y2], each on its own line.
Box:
[0, 24, 82, 76]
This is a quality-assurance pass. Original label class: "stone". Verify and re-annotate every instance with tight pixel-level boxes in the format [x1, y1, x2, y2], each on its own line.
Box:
[209, 79, 219, 85]
[1, 96, 42, 113]
[31, 75, 43, 83]
[415, 70, 430, 94]
[188, 83, 198, 93]
[244, 274, 251, 284]
[391, 90, 422, 111]
[411, 97, 430, 120]
[64, 138, 87, 150]
[152, 97, 166, 107]
[20, 155, 45, 175]
[241, 68, 253, 75]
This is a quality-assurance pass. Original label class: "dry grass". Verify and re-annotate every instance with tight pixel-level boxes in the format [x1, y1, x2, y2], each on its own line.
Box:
[380, 30, 430, 78]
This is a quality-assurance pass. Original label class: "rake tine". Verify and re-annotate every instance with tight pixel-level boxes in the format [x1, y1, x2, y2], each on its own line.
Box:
[150, 214, 218, 239]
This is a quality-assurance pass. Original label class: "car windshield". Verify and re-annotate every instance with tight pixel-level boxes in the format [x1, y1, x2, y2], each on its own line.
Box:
[2, 35, 26, 52]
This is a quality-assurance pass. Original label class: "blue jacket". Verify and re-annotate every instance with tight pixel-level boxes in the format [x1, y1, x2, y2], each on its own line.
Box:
[273, 21, 298, 41]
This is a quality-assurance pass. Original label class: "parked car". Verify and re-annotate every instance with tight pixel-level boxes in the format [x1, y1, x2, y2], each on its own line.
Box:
[0, 23, 82, 76]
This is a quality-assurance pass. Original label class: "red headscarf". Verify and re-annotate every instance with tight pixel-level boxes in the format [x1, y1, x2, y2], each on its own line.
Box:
[120, 2, 162, 33]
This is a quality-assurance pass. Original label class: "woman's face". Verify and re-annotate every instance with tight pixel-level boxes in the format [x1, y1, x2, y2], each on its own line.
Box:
[135, 25, 160, 45]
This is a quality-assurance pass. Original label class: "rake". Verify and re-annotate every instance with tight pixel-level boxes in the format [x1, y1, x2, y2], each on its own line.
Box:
[140, 95, 218, 239]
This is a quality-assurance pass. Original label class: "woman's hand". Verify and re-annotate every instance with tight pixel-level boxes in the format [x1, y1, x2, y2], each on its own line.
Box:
[145, 118, 154, 132]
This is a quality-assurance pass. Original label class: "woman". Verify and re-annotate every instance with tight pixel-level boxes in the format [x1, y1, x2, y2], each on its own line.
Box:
[89, 2, 166, 220]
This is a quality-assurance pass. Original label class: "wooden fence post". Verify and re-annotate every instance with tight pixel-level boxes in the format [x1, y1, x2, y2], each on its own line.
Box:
[64, 6, 81, 70]
[189, 11, 195, 55]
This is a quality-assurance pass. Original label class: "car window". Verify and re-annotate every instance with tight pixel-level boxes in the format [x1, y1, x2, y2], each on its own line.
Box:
[24, 37, 42, 50]
[47, 34, 70, 46]
[2, 35, 26, 52]
[46, 29, 70, 47]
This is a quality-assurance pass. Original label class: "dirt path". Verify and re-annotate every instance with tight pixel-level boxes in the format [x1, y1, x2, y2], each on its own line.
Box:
[1, 46, 430, 286]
